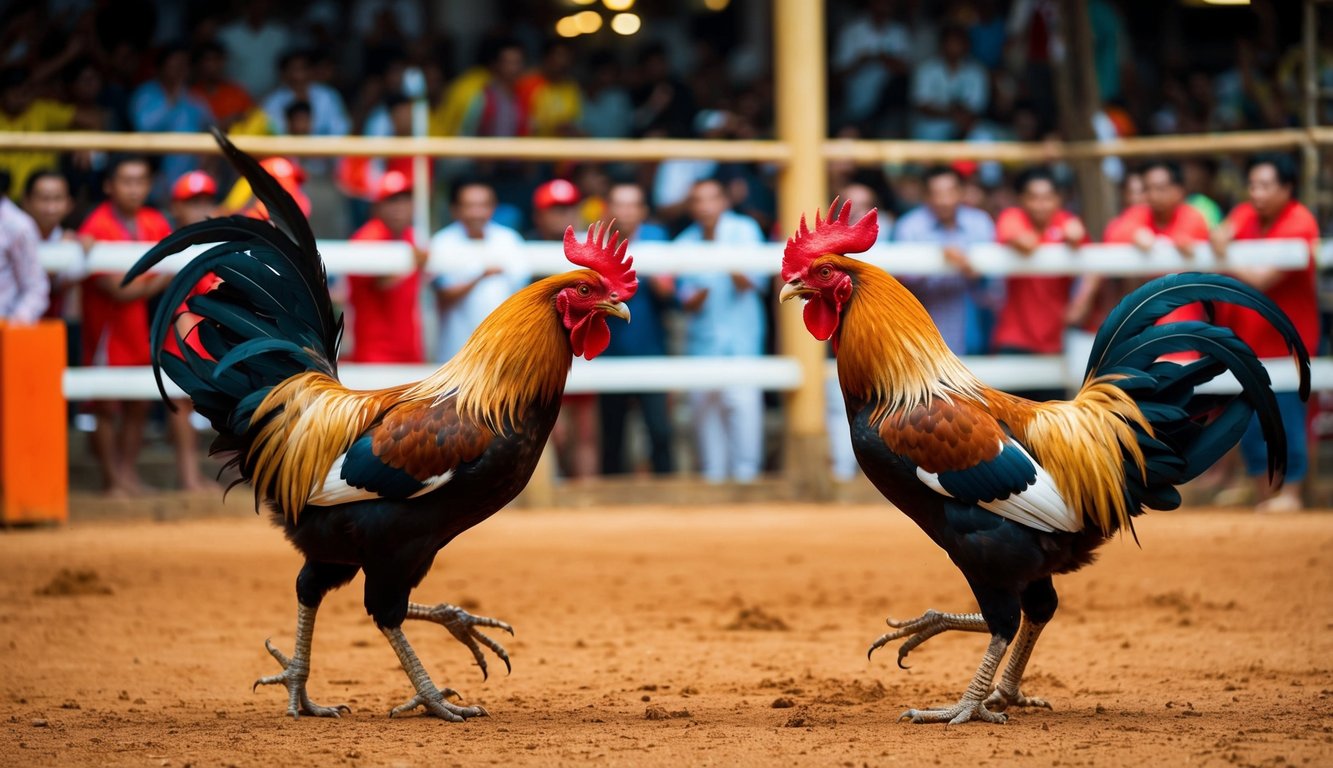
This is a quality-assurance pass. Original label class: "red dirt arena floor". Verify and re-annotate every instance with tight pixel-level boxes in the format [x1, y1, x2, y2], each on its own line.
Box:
[1, 503, 1331, 767]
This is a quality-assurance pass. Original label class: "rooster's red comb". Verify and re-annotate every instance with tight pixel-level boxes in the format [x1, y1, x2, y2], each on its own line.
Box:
[564, 222, 638, 301]
[782, 198, 879, 282]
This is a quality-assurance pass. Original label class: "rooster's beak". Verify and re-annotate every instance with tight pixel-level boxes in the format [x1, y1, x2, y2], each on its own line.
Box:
[598, 301, 631, 323]
[780, 280, 814, 303]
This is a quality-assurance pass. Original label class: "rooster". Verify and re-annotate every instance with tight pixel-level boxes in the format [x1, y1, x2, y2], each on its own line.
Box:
[779, 201, 1309, 725]
[124, 130, 637, 722]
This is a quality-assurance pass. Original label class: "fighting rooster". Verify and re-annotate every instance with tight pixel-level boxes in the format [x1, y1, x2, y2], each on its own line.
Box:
[125, 130, 636, 722]
[779, 201, 1309, 725]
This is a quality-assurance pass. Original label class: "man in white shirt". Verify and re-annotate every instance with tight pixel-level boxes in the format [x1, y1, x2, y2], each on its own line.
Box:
[910, 25, 989, 141]
[217, 0, 291, 100]
[833, 0, 912, 127]
[261, 50, 350, 138]
[430, 179, 529, 361]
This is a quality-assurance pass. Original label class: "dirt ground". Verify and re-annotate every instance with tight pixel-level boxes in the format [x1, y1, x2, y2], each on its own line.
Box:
[1, 504, 1331, 768]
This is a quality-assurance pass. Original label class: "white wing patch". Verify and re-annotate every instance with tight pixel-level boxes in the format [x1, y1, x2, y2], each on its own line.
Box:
[305, 454, 455, 507]
[915, 441, 1081, 533]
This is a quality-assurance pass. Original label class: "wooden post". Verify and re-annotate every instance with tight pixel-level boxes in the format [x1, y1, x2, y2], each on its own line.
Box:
[1302, 0, 1320, 210]
[1055, 0, 1115, 236]
[775, 0, 832, 499]
[0, 320, 68, 524]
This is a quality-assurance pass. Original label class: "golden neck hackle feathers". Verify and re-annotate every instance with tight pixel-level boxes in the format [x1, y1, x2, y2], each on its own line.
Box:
[248, 272, 581, 521]
[833, 257, 983, 420]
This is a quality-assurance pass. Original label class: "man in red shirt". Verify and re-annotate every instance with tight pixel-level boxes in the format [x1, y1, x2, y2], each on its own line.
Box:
[992, 167, 1093, 401]
[1211, 154, 1320, 513]
[345, 170, 426, 363]
[77, 155, 172, 496]
[165, 170, 223, 492]
[1104, 160, 1212, 359]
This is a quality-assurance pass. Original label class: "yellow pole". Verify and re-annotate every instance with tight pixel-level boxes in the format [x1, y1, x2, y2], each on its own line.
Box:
[775, 0, 831, 499]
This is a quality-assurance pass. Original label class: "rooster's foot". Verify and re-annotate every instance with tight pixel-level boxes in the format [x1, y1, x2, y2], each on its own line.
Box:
[407, 602, 513, 680]
[389, 685, 488, 722]
[900, 697, 1007, 725]
[252, 638, 350, 719]
[985, 685, 1051, 713]
[867, 609, 989, 668]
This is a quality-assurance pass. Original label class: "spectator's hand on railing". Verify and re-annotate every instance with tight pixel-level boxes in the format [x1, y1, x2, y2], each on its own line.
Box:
[1062, 219, 1086, 247]
[942, 245, 977, 279]
[1210, 223, 1235, 261]
[1131, 227, 1156, 253]
[1172, 235, 1196, 260]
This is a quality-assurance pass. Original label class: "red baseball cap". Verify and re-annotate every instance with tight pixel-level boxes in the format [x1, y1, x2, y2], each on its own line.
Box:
[375, 170, 413, 202]
[260, 156, 307, 186]
[533, 179, 580, 210]
[171, 171, 218, 201]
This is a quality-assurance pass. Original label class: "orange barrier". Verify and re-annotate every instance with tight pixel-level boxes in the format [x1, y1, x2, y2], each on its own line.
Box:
[0, 320, 67, 524]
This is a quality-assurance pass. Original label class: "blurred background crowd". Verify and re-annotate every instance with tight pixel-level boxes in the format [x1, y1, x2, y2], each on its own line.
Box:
[0, 0, 1328, 507]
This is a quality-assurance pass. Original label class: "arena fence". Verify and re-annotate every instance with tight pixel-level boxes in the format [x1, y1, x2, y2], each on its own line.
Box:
[44, 239, 1333, 401]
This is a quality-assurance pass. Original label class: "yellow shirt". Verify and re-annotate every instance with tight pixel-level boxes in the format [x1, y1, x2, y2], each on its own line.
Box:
[0, 100, 76, 199]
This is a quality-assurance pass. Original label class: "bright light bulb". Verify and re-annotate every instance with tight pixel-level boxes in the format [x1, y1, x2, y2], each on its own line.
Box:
[574, 9, 602, 33]
[610, 12, 641, 35]
[704, 0, 730, 10]
[555, 15, 582, 37]
[570, 0, 596, 5]
[603, 0, 635, 10]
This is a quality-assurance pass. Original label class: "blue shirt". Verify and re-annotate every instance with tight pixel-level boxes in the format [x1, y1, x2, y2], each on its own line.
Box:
[890, 205, 995, 354]
[128, 81, 214, 201]
[603, 222, 671, 356]
[675, 211, 768, 357]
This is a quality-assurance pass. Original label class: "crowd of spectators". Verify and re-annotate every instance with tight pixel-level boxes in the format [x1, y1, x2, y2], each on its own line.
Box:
[0, 1, 1326, 508]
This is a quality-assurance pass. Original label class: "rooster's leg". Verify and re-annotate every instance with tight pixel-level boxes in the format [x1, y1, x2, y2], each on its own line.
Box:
[867, 609, 990, 668]
[406, 602, 514, 680]
[252, 603, 350, 718]
[984, 619, 1052, 712]
[900, 634, 1010, 725]
[382, 626, 489, 722]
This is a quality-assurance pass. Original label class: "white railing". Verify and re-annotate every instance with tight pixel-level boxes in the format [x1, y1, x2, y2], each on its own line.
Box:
[40, 238, 1331, 401]
[39, 238, 1326, 277]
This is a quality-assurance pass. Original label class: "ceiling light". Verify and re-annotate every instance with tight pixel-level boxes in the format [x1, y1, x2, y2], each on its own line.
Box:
[610, 12, 641, 35]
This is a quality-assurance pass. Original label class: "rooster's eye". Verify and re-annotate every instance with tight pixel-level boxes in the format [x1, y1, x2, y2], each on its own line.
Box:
[577, 284, 591, 296]
[818, 266, 833, 280]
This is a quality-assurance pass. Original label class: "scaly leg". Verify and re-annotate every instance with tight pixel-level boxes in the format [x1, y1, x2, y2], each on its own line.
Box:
[405, 603, 514, 680]
[984, 619, 1052, 712]
[867, 609, 990, 668]
[382, 626, 489, 722]
[253, 603, 350, 718]
[900, 634, 1010, 725]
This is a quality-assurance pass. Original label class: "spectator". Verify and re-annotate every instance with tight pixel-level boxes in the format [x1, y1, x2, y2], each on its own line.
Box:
[0, 67, 76, 201]
[430, 179, 528, 361]
[1105, 161, 1210, 262]
[262, 49, 350, 138]
[76, 154, 172, 496]
[674, 178, 767, 483]
[1212, 155, 1320, 514]
[579, 50, 632, 140]
[221, 155, 312, 221]
[528, 179, 599, 478]
[190, 40, 255, 131]
[217, 0, 292, 100]
[909, 24, 987, 141]
[285, 100, 313, 137]
[346, 170, 427, 364]
[630, 42, 695, 138]
[1183, 157, 1223, 228]
[833, 0, 911, 131]
[517, 39, 582, 138]
[22, 170, 77, 335]
[891, 164, 995, 355]
[129, 45, 215, 202]
[165, 170, 223, 492]
[0, 171, 49, 324]
[1104, 160, 1211, 358]
[991, 167, 1092, 402]
[458, 37, 528, 138]
[598, 182, 674, 476]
